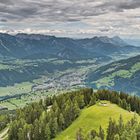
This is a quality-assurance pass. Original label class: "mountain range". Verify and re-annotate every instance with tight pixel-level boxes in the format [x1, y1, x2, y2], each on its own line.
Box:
[0, 33, 139, 61]
[0, 33, 140, 95]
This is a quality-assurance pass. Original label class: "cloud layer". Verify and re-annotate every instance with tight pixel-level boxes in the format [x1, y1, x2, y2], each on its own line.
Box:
[0, 0, 140, 38]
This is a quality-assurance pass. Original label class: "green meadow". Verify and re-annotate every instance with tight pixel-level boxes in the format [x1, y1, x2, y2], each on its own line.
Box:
[55, 101, 140, 140]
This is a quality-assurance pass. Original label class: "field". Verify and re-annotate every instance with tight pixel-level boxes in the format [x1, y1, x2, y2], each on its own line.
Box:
[0, 58, 100, 110]
[55, 101, 140, 140]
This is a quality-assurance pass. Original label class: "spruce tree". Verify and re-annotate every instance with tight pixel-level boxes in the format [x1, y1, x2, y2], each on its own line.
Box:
[17, 128, 24, 140]
[58, 113, 65, 130]
[118, 115, 124, 135]
[33, 119, 40, 140]
[90, 129, 98, 139]
[99, 126, 104, 140]
[45, 123, 51, 140]
[76, 128, 84, 140]
[49, 117, 58, 138]
[114, 134, 120, 140]
[72, 100, 80, 119]
[89, 95, 96, 106]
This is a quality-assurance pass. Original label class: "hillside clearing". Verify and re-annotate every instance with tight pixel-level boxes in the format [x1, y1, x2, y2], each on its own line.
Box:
[55, 101, 140, 140]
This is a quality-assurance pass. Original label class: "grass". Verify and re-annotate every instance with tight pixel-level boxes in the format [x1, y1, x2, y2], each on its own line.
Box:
[131, 62, 140, 73]
[95, 76, 114, 88]
[0, 101, 17, 110]
[0, 82, 32, 97]
[55, 101, 140, 140]
[0, 58, 100, 110]
[96, 70, 132, 88]
[95, 62, 140, 88]
[0, 64, 10, 70]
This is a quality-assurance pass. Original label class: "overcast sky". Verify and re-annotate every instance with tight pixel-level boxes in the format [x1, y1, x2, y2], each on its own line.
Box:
[0, 0, 140, 39]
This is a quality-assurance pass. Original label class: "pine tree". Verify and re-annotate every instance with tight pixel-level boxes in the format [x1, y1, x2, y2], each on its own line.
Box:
[58, 113, 65, 130]
[99, 126, 104, 140]
[89, 95, 96, 106]
[107, 118, 117, 140]
[76, 128, 84, 140]
[127, 104, 131, 112]
[52, 100, 58, 111]
[17, 128, 24, 140]
[8, 121, 18, 140]
[121, 99, 127, 110]
[131, 114, 137, 126]
[72, 100, 80, 119]
[90, 129, 98, 139]
[33, 119, 40, 140]
[45, 123, 51, 140]
[63, 99, 73, 126]
[49, 117, 58, 138]
[118, 115, 124, 135]
[77, 95, 85, 109]
[114, 134, 120, 140]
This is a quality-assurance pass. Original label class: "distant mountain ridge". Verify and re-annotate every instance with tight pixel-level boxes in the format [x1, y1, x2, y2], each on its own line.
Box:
[0, 33, 139, 61]
[98, 36, 127, 46]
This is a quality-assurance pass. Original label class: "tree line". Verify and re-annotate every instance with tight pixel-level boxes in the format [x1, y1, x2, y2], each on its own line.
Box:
[76, 115, 140, 140]
[95, 89, 140, 113]
[8, 88, 140, 140]
[8, 88, 93, 140]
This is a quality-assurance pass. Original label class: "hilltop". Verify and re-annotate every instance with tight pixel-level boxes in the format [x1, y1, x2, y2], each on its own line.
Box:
[55, 101, 140, 140]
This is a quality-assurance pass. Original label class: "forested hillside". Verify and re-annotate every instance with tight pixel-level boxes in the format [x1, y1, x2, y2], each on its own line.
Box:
[0, 33, 138, 60]
[86, 55, 140, 95]
[4, 88, 140, 140]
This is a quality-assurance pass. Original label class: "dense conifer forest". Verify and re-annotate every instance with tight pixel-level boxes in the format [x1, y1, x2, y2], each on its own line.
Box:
[5, 88, 140, 140]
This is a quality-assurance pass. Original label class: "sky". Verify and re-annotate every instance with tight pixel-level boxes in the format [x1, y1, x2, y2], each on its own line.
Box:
[0, 0, 140, 39]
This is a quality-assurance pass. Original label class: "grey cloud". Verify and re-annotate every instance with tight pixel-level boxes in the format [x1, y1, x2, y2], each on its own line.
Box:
[0, 19, 7, 22]
[118, 0, 140, 10]
[0, 0, 140, 38]
[98, 0, 140, 12]
[0, 0, 140, 23]
[3, 0, 139, 23]
[0, 0, 13, 5]
[100, 28, 110, 32]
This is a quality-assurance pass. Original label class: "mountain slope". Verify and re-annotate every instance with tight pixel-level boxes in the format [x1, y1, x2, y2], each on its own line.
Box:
[86, 55, 140, 95]
[55, 101, 140, 140]
[0, 59, 85, 87]
[0, 33, 140, 92]
[77, 36, 139, 57]
[100, 36, 127, 46]
[0, 33, 139, 60]
[0, 33, 101, 60]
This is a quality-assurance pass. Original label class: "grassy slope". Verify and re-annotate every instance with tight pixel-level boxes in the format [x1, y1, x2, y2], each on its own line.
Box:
[55, 101, 140, 140]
